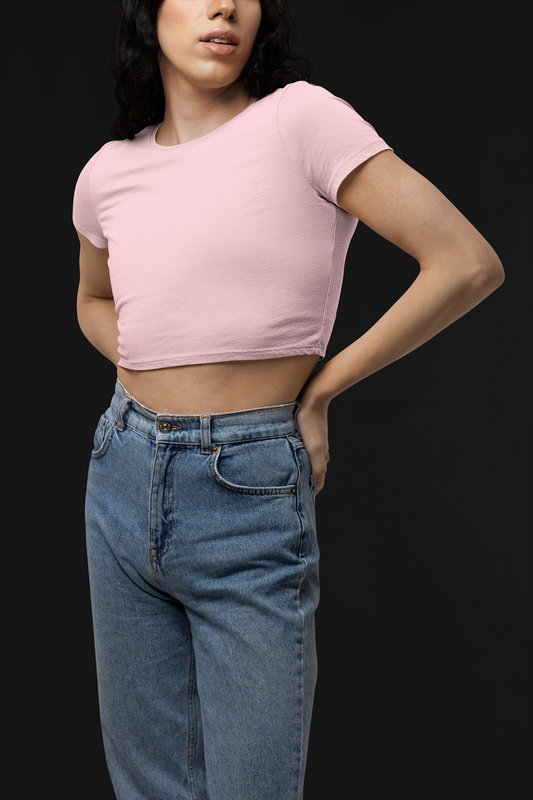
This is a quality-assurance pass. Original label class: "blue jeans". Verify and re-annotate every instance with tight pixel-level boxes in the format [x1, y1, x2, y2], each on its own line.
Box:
[85, 378, 320, 799]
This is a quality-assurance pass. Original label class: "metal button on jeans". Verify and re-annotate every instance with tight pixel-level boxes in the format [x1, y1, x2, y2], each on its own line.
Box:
[158, 421, 172, 434]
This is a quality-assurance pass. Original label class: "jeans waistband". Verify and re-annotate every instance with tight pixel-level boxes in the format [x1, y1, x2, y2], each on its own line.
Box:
[110, 378, 302, 454]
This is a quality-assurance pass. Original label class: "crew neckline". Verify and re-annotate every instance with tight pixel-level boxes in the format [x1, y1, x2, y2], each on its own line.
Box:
[148, 92, 274, 152]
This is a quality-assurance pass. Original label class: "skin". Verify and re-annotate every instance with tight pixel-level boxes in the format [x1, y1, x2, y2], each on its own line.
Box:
[155, 0, 262, 146]
[76, 0, 505, 495]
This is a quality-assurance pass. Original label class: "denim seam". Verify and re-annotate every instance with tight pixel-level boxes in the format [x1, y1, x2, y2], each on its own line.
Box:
[150, 449, 183, 565]
[187, 634, 200, 800]
[287, 438, 307, 557]
[90, 409, 118, 460]
[121, 421, 154, 441]
[208, 445, 297, 496]
[166, 449, 182, 560]
[148, 446, 166, 590]
[91, 416, 106, 454]
[210, 431, 297, 445]
[115, 393, 131, 431]
[122, 424, 298, 446]
[295, 559, 308, 799]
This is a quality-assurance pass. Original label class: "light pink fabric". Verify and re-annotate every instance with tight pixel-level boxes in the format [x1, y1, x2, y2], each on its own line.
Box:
[72, 80, 392, 369]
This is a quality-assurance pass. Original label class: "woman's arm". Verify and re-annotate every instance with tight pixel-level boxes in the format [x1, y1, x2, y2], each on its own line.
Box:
[296, 149, 505, 494]
[76, 230, 121, 366]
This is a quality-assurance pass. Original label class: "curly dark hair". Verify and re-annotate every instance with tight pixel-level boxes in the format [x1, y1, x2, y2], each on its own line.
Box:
[109, 0, 315, 140]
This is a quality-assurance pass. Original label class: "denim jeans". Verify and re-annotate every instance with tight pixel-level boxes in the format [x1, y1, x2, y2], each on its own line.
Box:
[85, 378, 320, 800]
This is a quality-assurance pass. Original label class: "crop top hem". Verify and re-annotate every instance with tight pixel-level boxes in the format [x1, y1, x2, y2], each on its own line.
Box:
[117, 345, 325, 370]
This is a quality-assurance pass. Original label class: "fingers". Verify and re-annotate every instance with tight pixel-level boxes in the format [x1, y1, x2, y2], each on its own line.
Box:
[313, 449, 329, 494]
[312, 464, 327, 494]
[293, 402, 330, 496]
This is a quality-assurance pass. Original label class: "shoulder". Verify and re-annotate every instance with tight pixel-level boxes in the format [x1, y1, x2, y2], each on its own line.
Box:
[279, 80, 340, 107]
[75, 140, 117, 189]
[278, 81, 360, 126]
[74, 126, 153, 189]
[77, 126, 153, 181]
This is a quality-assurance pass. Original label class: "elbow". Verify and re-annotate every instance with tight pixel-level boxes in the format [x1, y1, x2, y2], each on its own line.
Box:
[466, 250, 505, 300]
[481, 254, 505, 291]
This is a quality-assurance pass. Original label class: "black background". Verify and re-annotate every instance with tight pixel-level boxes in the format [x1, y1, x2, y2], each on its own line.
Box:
[5, 1, 531, 798]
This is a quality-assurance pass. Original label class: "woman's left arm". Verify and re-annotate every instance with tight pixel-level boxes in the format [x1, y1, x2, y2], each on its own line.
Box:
[297, 149, 505, 493]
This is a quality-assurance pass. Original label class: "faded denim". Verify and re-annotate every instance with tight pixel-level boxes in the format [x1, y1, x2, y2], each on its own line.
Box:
[85, 378, 320, 799]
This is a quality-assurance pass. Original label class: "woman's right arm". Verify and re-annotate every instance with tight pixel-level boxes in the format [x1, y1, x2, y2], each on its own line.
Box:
[76, 230, 120, 366]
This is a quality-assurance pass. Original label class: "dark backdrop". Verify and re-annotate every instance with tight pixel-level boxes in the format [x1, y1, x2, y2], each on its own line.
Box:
[5, 1, 531, 798]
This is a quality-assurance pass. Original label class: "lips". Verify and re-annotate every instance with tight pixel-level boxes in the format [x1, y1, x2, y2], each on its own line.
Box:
[200, 28, 240, 45]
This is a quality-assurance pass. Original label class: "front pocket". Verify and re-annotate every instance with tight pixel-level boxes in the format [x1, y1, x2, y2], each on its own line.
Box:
[91, 409, 117, 460]
[209, 436, 298, 495]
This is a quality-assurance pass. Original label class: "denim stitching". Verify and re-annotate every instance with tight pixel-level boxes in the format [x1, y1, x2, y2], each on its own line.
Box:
[90, 409, 118, 460]
[287, 438, 307, 557]
[120, 423, 298, 445]
[115, 393, 131, 431]
[187, 633, 200, 800]
[121, 421, 153, 441]
[149, 450, 183, 565]
[208, 444, 297, 496]
[164, 449, 182, 559]
[295, 557, 308, 799]
[148, 446, 166, 590]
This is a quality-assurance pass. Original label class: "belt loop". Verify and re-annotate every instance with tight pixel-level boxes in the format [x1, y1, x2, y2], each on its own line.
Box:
[200, 415, 212, 454]
[115, 392, 131, 431]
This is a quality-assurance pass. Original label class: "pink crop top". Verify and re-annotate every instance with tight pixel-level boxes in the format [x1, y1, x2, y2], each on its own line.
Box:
[72, 80, 392, 369]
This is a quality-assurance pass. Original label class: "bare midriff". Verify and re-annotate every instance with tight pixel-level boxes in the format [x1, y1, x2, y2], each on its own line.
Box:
[116, 354, 321, 415]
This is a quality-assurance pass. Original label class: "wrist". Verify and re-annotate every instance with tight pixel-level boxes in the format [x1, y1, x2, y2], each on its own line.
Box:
[297, 366, 334, 410]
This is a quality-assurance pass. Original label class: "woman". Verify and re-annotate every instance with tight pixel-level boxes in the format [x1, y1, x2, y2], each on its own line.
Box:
[72, 1, 504, 798]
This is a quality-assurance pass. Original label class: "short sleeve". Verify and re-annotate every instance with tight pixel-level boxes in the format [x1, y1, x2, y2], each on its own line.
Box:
[72, 149, 108, 249]
[277, 81, 393, 207]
